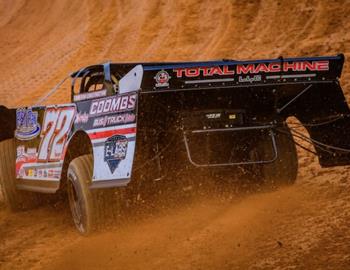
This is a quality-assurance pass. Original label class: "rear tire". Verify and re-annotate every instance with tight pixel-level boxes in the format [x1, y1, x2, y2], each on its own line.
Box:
[0, 139, 41, 210]
[67, 154, 120, 235]
[255, 126, 298, 187]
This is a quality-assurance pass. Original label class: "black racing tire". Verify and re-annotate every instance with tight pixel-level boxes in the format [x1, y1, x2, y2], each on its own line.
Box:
[0, 139, 41, 211]
[67, 154, 121, 235]
[256, 126, 298, 187]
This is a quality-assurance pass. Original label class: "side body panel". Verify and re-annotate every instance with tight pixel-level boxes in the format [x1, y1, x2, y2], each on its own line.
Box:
[14, 105, 76, 192]
[73, 91, 138, 188]
[73, 65, 143, 188]
[13, 65, 143, 192]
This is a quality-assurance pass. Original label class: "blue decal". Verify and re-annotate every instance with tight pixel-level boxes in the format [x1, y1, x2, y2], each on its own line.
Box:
[104, 135, 128, 173]
[15, 108, 41, 141]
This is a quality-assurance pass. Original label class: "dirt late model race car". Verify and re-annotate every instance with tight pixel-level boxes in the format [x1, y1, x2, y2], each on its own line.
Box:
[0, 54, 350, 234]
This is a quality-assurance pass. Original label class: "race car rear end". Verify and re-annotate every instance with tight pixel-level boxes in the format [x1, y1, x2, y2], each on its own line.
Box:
[134, 54, 350, 185]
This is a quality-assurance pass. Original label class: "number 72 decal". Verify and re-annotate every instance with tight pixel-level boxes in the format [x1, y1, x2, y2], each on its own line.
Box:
[38, 105, 76, 162]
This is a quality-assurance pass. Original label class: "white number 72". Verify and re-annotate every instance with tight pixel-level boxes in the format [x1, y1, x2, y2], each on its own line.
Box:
[38, 106, 76, 162]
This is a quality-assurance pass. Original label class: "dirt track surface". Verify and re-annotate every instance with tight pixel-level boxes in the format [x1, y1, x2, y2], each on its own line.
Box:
[1, 0, 350, 269]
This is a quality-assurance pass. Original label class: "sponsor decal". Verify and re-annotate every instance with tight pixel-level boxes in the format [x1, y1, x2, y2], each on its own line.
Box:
[174, 65, 234, 78]
[17, 162, 62, 180]
[89, 93, 137, 116]
[236, 61, 329, 74]
[206, 113, 221, 119]
[92, 113, 136, 128]
[18, 165, 62, 180]
[18, 167, 26, 178]
[154, 70, 171, 87]
[73, 89, 107, 102]
[74, 112, 89, 124]
[28, 169, 36, 177]
[16, 146, 37, 162]
[16, 146, 38, 177]
[238, 75, 262, 83]
[16, 145, 26, 159]
[47, 169, 61, 179]
[15, 108, 41, 140]
[228, 114, 237, 120]
[173, 61, 329, 78]
[104, 135, 128, 173]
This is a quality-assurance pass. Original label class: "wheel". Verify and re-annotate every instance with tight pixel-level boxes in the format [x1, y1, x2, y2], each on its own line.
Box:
[0, 139, 41, 210]
[255, 125, 298, 187]
[67, 154, 121, 234]
[67, 155, 94, 234]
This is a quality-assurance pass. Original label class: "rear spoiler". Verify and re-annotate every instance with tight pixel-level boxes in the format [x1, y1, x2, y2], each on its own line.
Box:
[140, 54, 344, 92]
[70, 54, 344, 92]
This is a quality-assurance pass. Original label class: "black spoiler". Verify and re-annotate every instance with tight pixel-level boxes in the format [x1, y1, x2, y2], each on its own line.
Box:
[71, 54, 345, 92]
